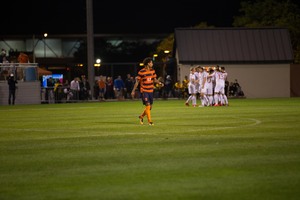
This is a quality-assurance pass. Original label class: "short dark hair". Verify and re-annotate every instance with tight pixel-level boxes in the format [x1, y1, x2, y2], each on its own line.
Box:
[143, 57, 153, 66]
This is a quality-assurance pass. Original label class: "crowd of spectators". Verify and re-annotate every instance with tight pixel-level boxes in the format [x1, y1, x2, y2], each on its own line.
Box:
[228, 79, 245, 97]
[46, 73, 245, 103]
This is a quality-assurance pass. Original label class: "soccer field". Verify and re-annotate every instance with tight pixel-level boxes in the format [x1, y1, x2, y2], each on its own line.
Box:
[0, 98, 300, 200]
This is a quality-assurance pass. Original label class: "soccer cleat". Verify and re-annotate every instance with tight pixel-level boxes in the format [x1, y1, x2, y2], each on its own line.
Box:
[185, 102, 189, 106]
[138, 116, 144, 125]
[149, 122, 154, 126]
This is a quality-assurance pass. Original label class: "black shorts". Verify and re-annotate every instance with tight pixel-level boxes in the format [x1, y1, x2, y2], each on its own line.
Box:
[141, 92, 153, 105]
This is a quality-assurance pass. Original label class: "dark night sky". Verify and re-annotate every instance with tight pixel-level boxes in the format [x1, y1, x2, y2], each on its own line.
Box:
[2, 0, 247, 35]
[3, 0, 300, 35]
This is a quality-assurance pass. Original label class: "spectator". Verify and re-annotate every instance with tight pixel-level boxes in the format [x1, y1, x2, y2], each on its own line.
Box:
[174, 80, 183, 99]
[7, 73, 18, 105]
[79, 75, 91, 100]
[229, 79, 245, 97]
[124, 74, 134, 99]
[98, 75, 106, 101]
[114, 75, 125, 100]
[70, 77, 80, 101]
[105, 76, 114, 99]
[163, 75, 174, 99]
[46, 77, 55, 103]
[182, 75, 189, 99]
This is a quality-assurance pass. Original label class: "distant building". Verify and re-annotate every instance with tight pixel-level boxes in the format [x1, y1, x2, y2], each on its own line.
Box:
[174, 27, 299, 98]
[0, 34, 166, 104]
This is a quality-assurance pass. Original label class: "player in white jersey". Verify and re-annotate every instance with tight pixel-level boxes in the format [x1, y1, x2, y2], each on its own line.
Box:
[209, 66, 228, 106]
[194, 67, 200, 95]
[185, 67, 197, 107]
[219, 66, 229, 106]
[204, 67, 215, 106]
[198, 67, 209, 107]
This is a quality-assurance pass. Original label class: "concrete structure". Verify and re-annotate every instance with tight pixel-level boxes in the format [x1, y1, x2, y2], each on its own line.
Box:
[0, 81, 41, 105]
[0, 63, 40, 105]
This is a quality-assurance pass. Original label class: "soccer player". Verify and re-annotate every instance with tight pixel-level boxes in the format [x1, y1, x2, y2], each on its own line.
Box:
[208, 65, 228, 106]
[204, 67, 215, 106]
[131, 57, 163, 125]
[197, 66, 209, 107]
[219, 66, 229, 106]
[185, 67, 198, 107]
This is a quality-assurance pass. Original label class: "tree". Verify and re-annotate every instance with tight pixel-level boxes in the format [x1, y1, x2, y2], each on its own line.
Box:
[233, 0, 300, 63]
[155, 22, 214, 61]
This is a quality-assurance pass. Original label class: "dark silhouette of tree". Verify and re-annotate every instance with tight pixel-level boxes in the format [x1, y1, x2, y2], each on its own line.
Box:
[233, 0, 300, 63]
[155, 22, 214, 61]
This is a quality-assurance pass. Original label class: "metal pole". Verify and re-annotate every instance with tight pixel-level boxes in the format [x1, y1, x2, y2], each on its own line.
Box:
[86, 0, 95, 99]
[44, 38, 46, 58]
[32, 35, 36, 63]
[44, 33, 48, 58]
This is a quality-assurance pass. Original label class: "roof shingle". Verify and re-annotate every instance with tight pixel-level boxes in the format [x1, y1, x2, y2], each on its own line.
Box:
[174, 28, 294, 64]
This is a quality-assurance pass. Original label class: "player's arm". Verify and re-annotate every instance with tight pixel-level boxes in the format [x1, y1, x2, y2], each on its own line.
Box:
[207, 71, 215, 78]
[202, 76, 207, 89]
[154, 78, 164, 87]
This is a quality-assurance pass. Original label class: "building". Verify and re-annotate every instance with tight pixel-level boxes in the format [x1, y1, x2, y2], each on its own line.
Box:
[0, 34, 166, 105]
[174, 27, 299, 98]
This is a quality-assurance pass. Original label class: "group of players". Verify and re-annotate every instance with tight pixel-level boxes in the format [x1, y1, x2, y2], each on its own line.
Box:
[185, 65, 229, 107]
[132, 57, 229, 126]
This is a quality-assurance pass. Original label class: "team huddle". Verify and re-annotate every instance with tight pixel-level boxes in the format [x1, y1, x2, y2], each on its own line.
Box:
[185, 65, 228, 107]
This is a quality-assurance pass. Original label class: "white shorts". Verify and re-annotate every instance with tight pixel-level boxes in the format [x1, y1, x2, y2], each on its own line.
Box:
[205, 84, 213, 95]
[188, 84, 196, 94]
[214, 84, 225, 94]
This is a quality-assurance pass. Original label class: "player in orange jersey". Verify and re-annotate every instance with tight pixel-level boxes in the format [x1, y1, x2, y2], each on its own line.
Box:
[131, 57, 163, 125]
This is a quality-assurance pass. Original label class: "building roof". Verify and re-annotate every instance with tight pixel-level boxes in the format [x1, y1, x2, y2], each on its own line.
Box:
[174, 27, 294, 64]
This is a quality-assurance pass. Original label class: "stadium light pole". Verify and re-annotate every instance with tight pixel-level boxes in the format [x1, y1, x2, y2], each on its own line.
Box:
[86, 0, 95, 99]
[32, 34, 36, 63]
[44, 33, 48, 58]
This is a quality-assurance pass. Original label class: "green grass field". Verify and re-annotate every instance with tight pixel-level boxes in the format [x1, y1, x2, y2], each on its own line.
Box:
[0, 98, 300, 200]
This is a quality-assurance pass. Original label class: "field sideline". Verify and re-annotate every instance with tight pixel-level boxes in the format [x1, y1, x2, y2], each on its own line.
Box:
[0, 98, 300, 200]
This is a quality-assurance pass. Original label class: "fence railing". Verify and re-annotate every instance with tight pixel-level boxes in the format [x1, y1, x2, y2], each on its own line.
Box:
[41, 86, 92, 104]
[0, 63, 39, 82]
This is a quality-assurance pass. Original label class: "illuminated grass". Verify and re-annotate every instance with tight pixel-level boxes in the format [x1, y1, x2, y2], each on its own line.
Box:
[0, 98, 300, 200]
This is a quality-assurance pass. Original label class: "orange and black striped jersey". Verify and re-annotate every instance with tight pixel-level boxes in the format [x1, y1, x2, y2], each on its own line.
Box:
[137, 68, 157, 93]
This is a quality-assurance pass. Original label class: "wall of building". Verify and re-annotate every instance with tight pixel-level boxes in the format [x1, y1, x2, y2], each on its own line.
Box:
[0, 81, 41, 105]
[290, 64, 300, 97]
